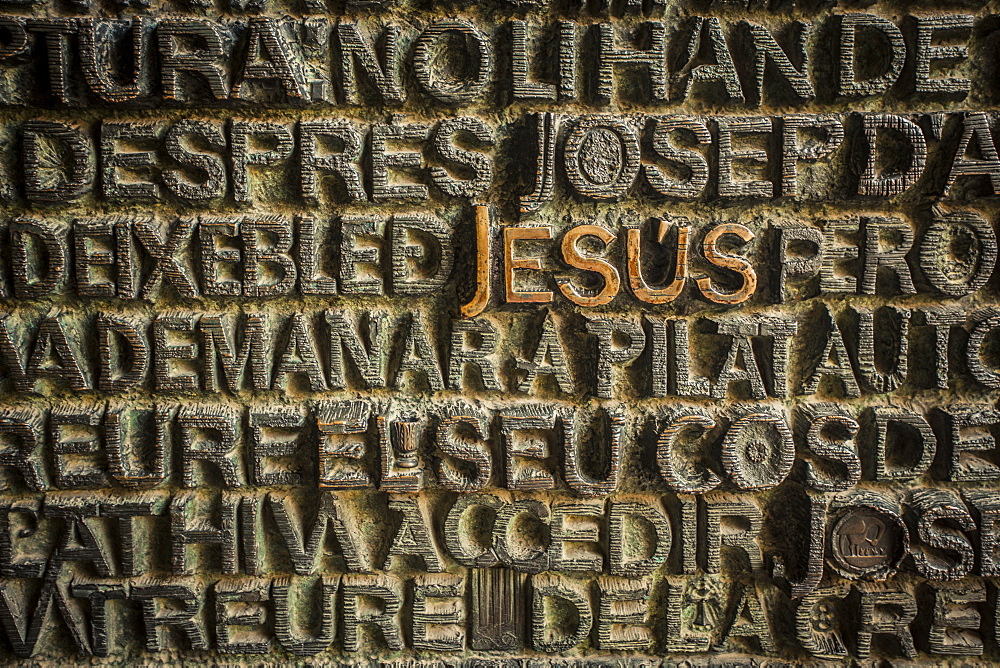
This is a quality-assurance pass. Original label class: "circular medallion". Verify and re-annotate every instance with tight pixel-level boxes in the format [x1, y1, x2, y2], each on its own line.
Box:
[829, 508, 904, 579]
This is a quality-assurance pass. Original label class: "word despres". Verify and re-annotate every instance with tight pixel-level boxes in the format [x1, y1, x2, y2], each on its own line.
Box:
[3, 0, 1000, 664]
[7, 111, 1000, 204]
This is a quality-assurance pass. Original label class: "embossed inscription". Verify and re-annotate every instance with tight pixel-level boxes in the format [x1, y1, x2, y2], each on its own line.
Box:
[0, 0, 999, 665]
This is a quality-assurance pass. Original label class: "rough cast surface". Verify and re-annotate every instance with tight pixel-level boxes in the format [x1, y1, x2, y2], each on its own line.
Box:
[0, 0, 998, 664]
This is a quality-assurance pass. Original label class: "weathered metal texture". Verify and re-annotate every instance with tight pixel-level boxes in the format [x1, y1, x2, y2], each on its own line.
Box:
[0, 0, 997, 664]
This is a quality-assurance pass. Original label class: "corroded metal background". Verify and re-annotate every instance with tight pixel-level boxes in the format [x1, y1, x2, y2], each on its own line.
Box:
[0, 0, 997, 664]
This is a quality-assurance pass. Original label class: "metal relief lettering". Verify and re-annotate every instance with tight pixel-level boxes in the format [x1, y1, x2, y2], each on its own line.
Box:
[0, 0, 998, 665]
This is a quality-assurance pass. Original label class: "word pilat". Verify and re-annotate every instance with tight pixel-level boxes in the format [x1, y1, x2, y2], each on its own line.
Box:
[0, 304, 998, 399]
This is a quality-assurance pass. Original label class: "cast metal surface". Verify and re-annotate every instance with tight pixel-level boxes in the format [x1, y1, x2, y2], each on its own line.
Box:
[0, 0, 997, 664]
